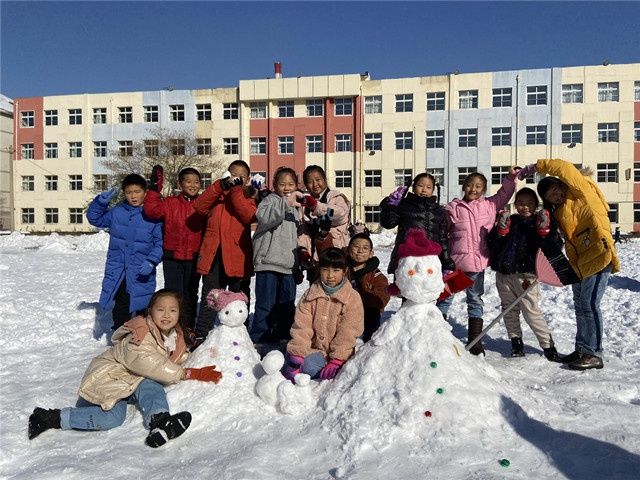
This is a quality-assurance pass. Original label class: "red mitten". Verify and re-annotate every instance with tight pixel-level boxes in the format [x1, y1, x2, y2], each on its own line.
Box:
[319, 358, 345, 380]
[298, 247, 313, 269]
[184, 366, 222, 384]
[536, 209, 551, 237]
[496, 210, 511, 236]
[301, 194, 318, 210]
[387, 283, 401, 296]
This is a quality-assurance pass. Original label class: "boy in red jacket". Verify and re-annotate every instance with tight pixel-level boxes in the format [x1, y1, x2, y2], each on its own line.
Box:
[143, 167, 206, 328]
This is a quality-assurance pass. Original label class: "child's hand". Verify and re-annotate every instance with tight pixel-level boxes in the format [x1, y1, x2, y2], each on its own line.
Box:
[138, 262, 154, 277]
[300, 194, 318, 210]
[184, 365, 222, 384]
[496, 210, 511, 236]
[319, 358, 345, 380]
[221, 176, 243, 190]
[536, 209, 551, 237]
[517, 164, 537, 180]
[298, 247, 313, 269]
[98, 187, 119, 203]
[283, 354, 304, 381]
[317, 209, 334, 239]
[149, 164, 164, 192]
[387, 186, 407, 206]
[286, 191, 304, 207]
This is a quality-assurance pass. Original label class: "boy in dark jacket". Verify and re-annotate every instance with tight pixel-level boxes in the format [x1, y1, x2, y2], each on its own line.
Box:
[346, 233, 390, 342]
[87, 174, 163, 331]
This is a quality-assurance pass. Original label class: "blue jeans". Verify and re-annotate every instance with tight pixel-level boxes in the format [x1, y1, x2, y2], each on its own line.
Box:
[572, 264, 612, 357]
[60, 378, 169, 431]
[250, 271, 296, 342]
[437, 271, 485, 319]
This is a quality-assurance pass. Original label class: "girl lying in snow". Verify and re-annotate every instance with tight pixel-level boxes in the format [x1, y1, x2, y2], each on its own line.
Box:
[28, 289, 222, 448]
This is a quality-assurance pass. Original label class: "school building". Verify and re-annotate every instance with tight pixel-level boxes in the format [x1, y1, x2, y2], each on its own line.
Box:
[8, 62, 640, 233]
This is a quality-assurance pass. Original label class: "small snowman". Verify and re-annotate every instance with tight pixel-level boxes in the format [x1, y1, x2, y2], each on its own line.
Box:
[255, 350, 314, 415]
[185, 289, 261, 385]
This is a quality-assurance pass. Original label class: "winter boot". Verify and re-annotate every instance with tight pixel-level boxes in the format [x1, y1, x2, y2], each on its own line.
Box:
[467, 317, 485, 356]
[145, 411, 192, 448]
[28, 407, 61, 439]
[543, 337, 562, 362]
[510, 337, 525, 357]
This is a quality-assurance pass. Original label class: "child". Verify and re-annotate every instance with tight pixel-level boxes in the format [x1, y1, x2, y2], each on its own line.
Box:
[192, 160, 257, 345]
[439, 168, 518, 355]
[521, 159, 620, 370]
[87, 174, 163, 331]
[346, 233, 390, 342]
[250, 167, 310, 344]
[143, 166, 206, 328]
[488, 187, 561, 361]
[380, 172, 455, 275]
[28, 289, 222, 447]
[284, 248, 364, 381]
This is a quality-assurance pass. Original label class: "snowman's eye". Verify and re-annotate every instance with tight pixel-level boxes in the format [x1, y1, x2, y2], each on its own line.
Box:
[427, 268, 434, 275]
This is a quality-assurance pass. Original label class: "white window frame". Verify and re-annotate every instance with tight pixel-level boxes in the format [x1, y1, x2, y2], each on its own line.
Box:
[94, 141, 107, 158]
[45, 109, 58, 126]
[21, 111, 35, 128]
[364, 133, 382, 151]
[527, 85, 547, 105]
[144, 105, 158, 123]
[250, 137, 266, 155]
[223, 138, 238, 155]
[364, 95, 382, 114]
[145, 140, 159, 157]
[170, 139, 185, 156]
[364, 205, 381, 223]
[306, 99, 323, 117]
[635, 81, 640, 101]
[492, 88, 512, 107]
[634, 121, 640, 142]
[334, 98, 353, 116]
[69, 142, 82, 158]
[118, 140, 133, 157]
[119, 106, 133, 123]
[45, 208, 59, 224]
[458, 128, 477, 147]
[201, 173, 213, 189]
[364, 170, 382, 187]
[395, 94, 413, 112]
[45, 142, 58, 159]
[394, 169, 413, 187]
[561, 124, 583, 144]
[306, 135, 323, 153]
[526, 125, 547, 145]
[278, 101, 294, 118]
[250, 102, 267, 119]
[21, 143, 34, 159]
[598, 82, 619, 102]
[426, 130, 445, 149]
[491, 166, 510, 184]
[69, 109, 82, 125]
[395, 131, 413, 150]
[562, 84, 583, 103]
[93, 108, 107, 124]
[335, 170, 352, 188]
[45, 175, 58, 191]
[597, 163, 618, 182]
[22, 175, 35, 191]
[223, 103, 239, 120]
[278, 136, 294, 154]
[170, 104, 185, 122]
[335, 134, 352, 152]
[597, 123, 619, 143]
[196, 104, 212, 121]
[459, 90, 478, 109]
[197, 138, 212, 155]
[634, 164, 640, 183]
[93, 174, 108, 191]
[69, 175, 83, 191]
[458, 167, 476, 185]
[491, 127, 511, 146]
[426, 91, 446, 111]
[22, 208, 35, 224]
[69, 208, 84, 224]
[426, 168, 444, 186]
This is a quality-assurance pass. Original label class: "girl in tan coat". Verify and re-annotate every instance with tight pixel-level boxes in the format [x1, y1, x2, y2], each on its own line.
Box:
[285, 248, 364, 381]
[28, 290, 222, 448]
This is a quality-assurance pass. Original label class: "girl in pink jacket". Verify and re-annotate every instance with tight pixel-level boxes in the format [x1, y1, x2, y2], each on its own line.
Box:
[439, 169, 518, 355]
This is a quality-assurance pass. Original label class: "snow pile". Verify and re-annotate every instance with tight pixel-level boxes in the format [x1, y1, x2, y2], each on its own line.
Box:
[74, 231, 109, 252]
[37, 233, 76, 253]
[0, 231, 41, 250]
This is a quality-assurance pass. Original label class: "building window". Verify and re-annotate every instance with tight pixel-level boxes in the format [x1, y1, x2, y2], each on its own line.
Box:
[459, 90, 478, 109]
[395, 94, 413, 113]
[634, 203, 640, 223]
[21, 143, 34, 159]
[608, 203, 619, 224]
[458, 128, 477, 147]
[201, 173, 213, 189]
[635, 163, 640, 182]
[250, 102, 267, 119]
[20, 111, 35, 127]
[426, 92, 446, 111]
[526, 125, 547, 145]
[364, 170, 382, 187]
[22, 176, 34, 191]
[527, 85, 547, 105]
[491, 166, 510, 184]
[45, 110, 58, 126]
[91, 108, 106, 124]
[145, 140, 159, 157]
[69, 175, 83, 191]
[93, 174, 108, 191]
[223, 103, 239, 119]
[562, 84, 583, 103]
[492, 88, 512, 107]
[45, 175, 58, 191]
[118, 106, 132, 123]
[561, 124, 583, 144]
[278, 101, 294, 118]
[223, 138, 238, 155]
[69, 109, 82, 125]
[335, 134, 352, 152]
[395, 131, 413, 150]
[426, 130, 445, 149]
[364, 133, 382, 151]
[335, 98, 353, 116]
[458, 167, 476, 185]
[250, 137, 266, 155]
[278, 136, 294, 154]
[45, 208, 59, 224]
[144, 105, 158, 123]
[598, 123, 619, 143]
[364, 95, 382, 114]
[306, 135, 323, 153]
[196, 104, 212, 121]
[45, 142, 58, 159]
[394, 169, 413, 187]
[170, 139, 185, 156]
[635, 81, 640, 101]
[335, 170, 352, 188]
[426, 168, 444, 186]
[306, 99, 323, 117]
[170, 104, 185, 122]
[118, 140, 133, 157]
[197, 139, 212, 155]
[69, 208, 84, 224]
[364, 205, 381, 223]
[634, 122, 640, 142]
[597, 163, 618, 183]
[94, 141, 107, 157]
[598, 82, 619, 102]
[69, 142, 82, 158]
[21, 208, 35, 224]
[491, 127, 511, 146]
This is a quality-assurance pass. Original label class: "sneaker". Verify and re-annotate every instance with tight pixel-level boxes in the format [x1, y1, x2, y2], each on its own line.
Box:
[567, 353, 603, 371]
[543, 345, 562, 362]
[28, 407, 61, 440]
[145, 411, 192, 448]
[560, 351, 580, 364]
[510, 337, 525, 357]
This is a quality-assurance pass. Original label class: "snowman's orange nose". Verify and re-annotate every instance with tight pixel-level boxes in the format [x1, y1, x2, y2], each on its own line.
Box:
[407, 269, 416, 276]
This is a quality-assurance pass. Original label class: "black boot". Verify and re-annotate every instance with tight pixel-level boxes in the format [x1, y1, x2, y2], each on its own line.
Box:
[28, 407, 61, 439]
[510, 337, 525, 357]
[467, 317, 485, 356]
[145, 411, 192, 448]
[543, 336, 562, 362]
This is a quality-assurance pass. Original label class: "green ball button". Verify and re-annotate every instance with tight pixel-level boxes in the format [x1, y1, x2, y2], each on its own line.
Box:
[499, 459, 510, 467]
[430, 361, 438, 368]
[436, 388, 444, 394]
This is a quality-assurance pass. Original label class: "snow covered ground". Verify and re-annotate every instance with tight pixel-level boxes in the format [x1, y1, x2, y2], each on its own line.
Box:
[1, 231, 639, 479]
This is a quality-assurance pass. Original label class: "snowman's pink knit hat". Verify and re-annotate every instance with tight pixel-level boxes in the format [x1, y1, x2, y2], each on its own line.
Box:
[397, 228, 442, 259]
[207, 289, 249, 311]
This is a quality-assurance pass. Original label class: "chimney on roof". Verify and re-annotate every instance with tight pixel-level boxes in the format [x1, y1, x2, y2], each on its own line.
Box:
[274, 62, 282, 79]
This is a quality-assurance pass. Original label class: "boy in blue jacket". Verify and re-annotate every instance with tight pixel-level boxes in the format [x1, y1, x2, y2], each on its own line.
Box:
[87, 174, 163, 331]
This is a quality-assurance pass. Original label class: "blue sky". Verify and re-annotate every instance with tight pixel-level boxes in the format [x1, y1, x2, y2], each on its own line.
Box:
[1, 1, 639, 99]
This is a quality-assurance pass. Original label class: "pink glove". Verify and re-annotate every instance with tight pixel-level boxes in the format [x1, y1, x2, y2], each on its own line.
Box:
[319, 358, 345, 380]
[286, 192, 303, 207]
[300, 194, 318, 210]
[517, 164, 537, 180]
[496, 210, 511, 236]
[283, 354, 304, 381]
[536, 209, 551, 237]
[387, 186, 407, 206]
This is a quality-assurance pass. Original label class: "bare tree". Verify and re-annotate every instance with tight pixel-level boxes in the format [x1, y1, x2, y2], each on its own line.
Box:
[99, 126, 227, 196]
